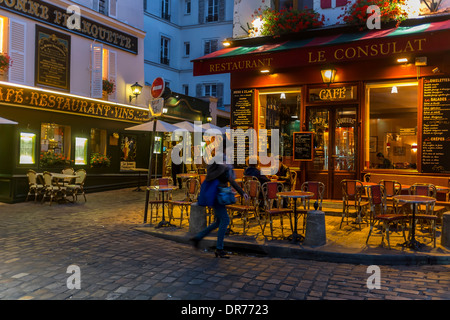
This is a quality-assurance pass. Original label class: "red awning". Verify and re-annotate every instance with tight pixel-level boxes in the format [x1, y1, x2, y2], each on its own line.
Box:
[193, 20, 450, 76]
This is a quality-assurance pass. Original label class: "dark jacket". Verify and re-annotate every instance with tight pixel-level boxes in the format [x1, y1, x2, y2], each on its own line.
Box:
[276, 164, 291, 186]
[206, 163, 244, 197]
[244, 166, 270, 184]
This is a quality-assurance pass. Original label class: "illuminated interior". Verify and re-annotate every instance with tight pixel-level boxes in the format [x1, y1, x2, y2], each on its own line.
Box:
[365, 81, 418, 170]
[19, 133, 36, 164]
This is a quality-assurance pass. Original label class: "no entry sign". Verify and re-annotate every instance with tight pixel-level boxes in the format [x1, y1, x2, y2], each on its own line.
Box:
[151, 77, 165, 98]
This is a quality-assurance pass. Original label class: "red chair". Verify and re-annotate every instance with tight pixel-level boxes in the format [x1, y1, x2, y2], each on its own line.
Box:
[340, 180, 369, 230]
[260, 182, 293, 239]
[366, 184, 408, 249]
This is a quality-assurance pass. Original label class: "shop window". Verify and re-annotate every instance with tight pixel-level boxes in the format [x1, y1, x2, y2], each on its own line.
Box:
[90, 128, 107, 155]
[365, 82, 418, 171]
[258, 88, 302, 159]
[40, 123, 71, 159]
[75, 138, 88, 165]
[19, 133, 36, 165]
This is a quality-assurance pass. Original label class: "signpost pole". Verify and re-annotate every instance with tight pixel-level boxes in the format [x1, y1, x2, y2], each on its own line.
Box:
[144, 118, 157, 224]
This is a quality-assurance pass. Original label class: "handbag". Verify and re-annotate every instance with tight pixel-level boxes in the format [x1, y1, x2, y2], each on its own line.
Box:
[216, 186, 236, 205]
[197, 179, 219, 207]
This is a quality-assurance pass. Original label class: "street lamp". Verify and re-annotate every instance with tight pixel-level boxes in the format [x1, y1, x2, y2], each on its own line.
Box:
[129, 82, 143, 103]
[320, 67, 337, 85]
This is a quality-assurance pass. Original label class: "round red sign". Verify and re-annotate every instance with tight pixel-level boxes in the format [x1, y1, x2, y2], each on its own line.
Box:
[151, 77, 165, 98]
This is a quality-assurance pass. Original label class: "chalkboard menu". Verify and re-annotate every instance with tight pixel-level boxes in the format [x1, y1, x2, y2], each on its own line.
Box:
[293, 132, 314, 161]
[35, 26, 71, 91]
[422, 77, 450, 174]
[231, 89, 254, 127]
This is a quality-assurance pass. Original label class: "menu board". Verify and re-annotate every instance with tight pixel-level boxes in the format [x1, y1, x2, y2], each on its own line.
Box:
[293, 132, 314, 161]
[231, 89, 254, 127]
[422, 77, 450, 174]
[35, 26, 71, 91]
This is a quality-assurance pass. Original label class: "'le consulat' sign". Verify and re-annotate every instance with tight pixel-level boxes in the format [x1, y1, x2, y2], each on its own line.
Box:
[0, 0, 138, 54]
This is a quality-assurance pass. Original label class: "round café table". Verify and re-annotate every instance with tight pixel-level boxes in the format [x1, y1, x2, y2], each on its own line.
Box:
[277, 191, 314, 243]
[393, 195, 436, 250]
[149, 185, 178, 228]
[176, 173, 199, 189]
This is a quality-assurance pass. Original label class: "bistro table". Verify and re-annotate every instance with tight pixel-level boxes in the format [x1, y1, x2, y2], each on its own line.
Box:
[277, 191, 314, 243]
[393, 195, 436, 250]
[176, 173, 199, 188]
[149, 185, 178, 228]
[37, 172, 78, 203]
[130, 168, 148, 192]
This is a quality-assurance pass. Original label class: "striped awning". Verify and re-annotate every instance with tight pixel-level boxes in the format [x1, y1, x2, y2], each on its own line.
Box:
[193, 19, 450, 76]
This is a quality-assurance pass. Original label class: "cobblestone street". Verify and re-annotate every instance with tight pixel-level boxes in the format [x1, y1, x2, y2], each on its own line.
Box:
[0, 188, 449, 304]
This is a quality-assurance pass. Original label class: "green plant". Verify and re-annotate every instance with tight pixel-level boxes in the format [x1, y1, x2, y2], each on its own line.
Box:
[90, 153, 111, 168]
[0, 53, 12, 71]
[338, 0, 408, 30]
[249, 6, 325, 37]
[102, 79, 115, 95]
[40, 151, 74, 167]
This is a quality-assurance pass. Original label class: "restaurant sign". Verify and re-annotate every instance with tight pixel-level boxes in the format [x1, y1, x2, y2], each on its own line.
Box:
[0, 0, 138, 54]
[309, 86, 357, 102]
[0, 82, 149, 123]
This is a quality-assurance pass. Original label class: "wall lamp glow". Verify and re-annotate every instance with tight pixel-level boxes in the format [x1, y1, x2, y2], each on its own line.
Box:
[129, 82, 143, 103]
[397, 58, 408, 63]
[260, 69, 271, 74]
[321, 67, 337, 85]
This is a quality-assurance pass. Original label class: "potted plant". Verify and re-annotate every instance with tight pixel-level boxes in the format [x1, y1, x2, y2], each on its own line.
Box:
[0, 53, 12, 71]
[102, 79, 115, 95]
[338, 0, 408, 30]
[90, 153, 111, 168]
[40, 151, 74, 168]
[248, 6, 325, 37]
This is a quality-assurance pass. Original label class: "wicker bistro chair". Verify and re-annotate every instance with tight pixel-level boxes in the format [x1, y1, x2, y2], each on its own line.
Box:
[61, 168, 75, 186]
[259, 182, 293, 239]
[169, 178, 200, 228]
[226, 180, 261, 235]
[408, 183, 439, 247]
[66, 169, 87, 202]
[26, 170, 44, 202]
[300, 181, 325, 211]
[340, 180, 369, 230]
[379, 180, 402, 212]
[41, 172, 66, 206]
[366, 184, 408, 249]
[148, 177, 174, 224]
[290, 171, 297, 191]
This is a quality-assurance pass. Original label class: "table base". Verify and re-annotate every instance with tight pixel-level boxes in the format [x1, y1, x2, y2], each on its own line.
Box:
[155, 220, 175, 228]
[287, 232, 304, 243]
[402, 238, 422, 250]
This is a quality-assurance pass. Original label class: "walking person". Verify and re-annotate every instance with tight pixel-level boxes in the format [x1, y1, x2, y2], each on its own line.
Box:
[190, 154, 248, 258]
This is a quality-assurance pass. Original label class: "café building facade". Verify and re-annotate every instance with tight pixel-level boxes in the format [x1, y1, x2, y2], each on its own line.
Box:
[0, 0, 152, 203]
[193, 14, 450, 199]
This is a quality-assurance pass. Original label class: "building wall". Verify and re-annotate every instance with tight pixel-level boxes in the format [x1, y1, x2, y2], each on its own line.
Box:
[143, 0, 233, 120]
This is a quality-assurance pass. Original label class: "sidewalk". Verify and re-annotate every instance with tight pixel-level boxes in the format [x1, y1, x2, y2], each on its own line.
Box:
[137, 189, 450, 266]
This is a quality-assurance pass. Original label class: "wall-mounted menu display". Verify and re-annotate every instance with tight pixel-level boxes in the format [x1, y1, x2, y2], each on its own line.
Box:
[293, 132, 314, 161]
[231, 89, 254, 127]
[422, 77, 450, 174]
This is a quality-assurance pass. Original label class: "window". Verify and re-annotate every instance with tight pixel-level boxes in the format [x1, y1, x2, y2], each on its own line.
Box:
[206, 0, 219, 22]
[204, 84, 217, 97]
[90, 128, 107, 155]
[204, 39, 218, 55]
[365, 82, 418, 171]
[75, 138, 88, 165]
[161, 0, 170, 21]
[97, 0, 117, 18]
[0, 16, 7, 54]
[184, 42, 190, 56]
[185, 0, 191, 14]
[40, 123, 71, 160]
[98, 0, 108, 15]
[160, 36, 170, 65]
[182, 84, 189, 96]
[20, 133, 36, 164]
[276, 0, 313, 10]
[258, 88, 302, 158]
[91, 44, 117, 99]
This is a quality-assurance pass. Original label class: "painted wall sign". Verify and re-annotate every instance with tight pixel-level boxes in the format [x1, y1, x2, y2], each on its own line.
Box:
[35, 25, 71, 91]
[0, 0, 138, 54]
[0, 82, 149, 123]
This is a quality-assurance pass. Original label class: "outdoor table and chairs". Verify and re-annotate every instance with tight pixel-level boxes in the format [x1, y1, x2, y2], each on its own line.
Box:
[277, 191, 314, 243]
[169, 177, 200, 227]
[176, 172, 199, 189]
[393, 194, 436, 249]
[38, 171, 78, 205]
[149, 184, 178, 228]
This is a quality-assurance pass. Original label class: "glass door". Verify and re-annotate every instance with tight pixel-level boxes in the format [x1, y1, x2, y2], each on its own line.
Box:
[306, 106, 357, 199]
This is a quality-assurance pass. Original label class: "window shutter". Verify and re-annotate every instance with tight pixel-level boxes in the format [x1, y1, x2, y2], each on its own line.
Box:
[109, 0, 117, 18]
[198, 0, 205, 23]
[91, 43, 103, 98]
[196, 84, 202, 97]
[320, 0, 332, 9]
[9, 19, 26, 84]
[336, 0, 347, 7]
[217, 83, 224, 108]
[219, 0, 225, 22]
[93, 0, 99, 11]
[108, 50, 117, 101]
